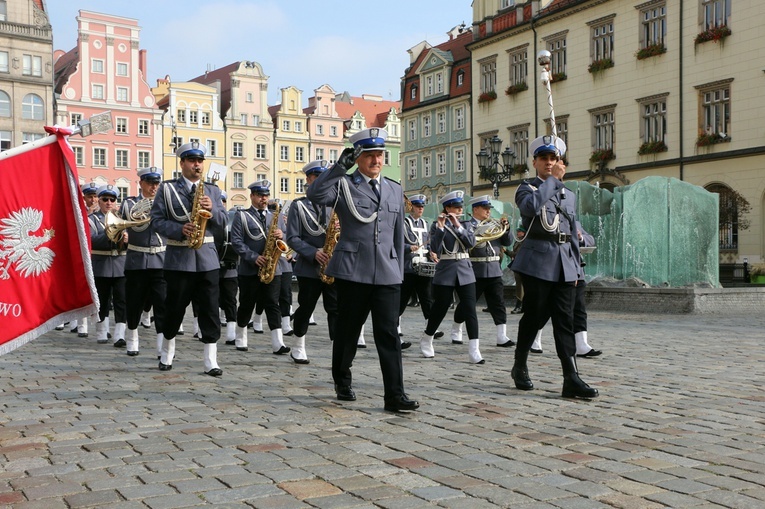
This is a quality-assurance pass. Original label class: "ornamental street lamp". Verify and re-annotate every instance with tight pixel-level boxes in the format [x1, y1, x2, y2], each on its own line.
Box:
[475, 135, 516, 198]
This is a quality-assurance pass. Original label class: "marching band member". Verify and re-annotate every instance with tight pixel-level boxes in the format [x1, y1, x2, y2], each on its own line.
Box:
[217, 193, 240, 348]
[419, 191, 483, 364]
[307, 128, 418, 412]
[150, 142, 226, 376]
[69, 182, 101, 338]
[286, 160, 339, 364]
[511, 135, 598, 398]
[120, 167, 167, 357]
[89, 185, 127, 346]
[271, 199, 294, 337]
[229, 180, 290, 355]
[466, 195, 515, 347]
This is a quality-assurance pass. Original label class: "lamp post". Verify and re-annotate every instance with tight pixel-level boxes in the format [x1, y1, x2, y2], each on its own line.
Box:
[475, 135, 516, 198]
[168, 114, 179, 173]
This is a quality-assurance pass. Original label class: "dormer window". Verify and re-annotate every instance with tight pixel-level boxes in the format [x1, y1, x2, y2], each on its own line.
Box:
[411, 84, 418, 100]
[457, 70, 465, 87]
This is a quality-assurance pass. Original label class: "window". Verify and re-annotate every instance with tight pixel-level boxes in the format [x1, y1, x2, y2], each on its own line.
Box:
[138, 151, 150, 168]
[22, 133, 43, 144]
[92, 84, 104, 100]
[426, 75, 433, 96]
[457, 71, 464, 87]
[639, 95, 667, 144]
[189, 111, 198, 124]
[329, 149, 338, 163]
[177, 109, 186, 122]
[315, 148, 324, 160]
[437, 111, 446, 134]
[294, 121, 302, 132]
[410, 85, 418, 100]
[22, 55, 42, 77]
[116, 149, 129, 168]
[296, 178, 306, 194]
[436, 72, 443, 93]
[316, 124, 324, 135]
[455, 149, 465, 172]
[233, 141, 243, 157]
[330, 125, 338, 137]
[70, 113, 82, 126]
[73, 145, 84, 165]
[172, 136, 184, 150]
[436, 153, 446, 175]
[246, 92, 253, 102]
[0, 91, 9, 117]
[510, 126, 529, 166]
[384, 150, 391, 166]
[22, 94, 43, 120]
[509, 48, 528, 86]
[546, 36, 567, 76]
[233, 172, 244, 188]
[592, 107, 616, 151]
[423, 156, 431, 178]
[280, 177, 289, 193]
[295, 146, 304, 162]
[240, 114, 247, 125]
[703, 0, 730, 30]
[280, 145, 289, 161]
[640, 3, 666, 48]
[501, 0, 515, 7]
[138, 119, 149, 135]
[117, 187, 128, 202]
[408, 159, 417, 180]
[0, 51, 8, 73]
[116, 63, 128, 76]
[553, 116, 569, 148]
[408, 119, 417, 141]
[353, 120, 362, 130]
[706, 183, 740, 250]
[202, 112, 210, 125]
[252, 115, 260, 126]
[115, 118, 128, 134]
[282, 120, 291, 131]
[480, 58, 496, 93]
[93, 148, 107, 167]
[0, 130, 11, 151]
[455, 107, 465, 130]
[423, 115, 431, 137]
[699, 81, 731, 138]
[92, 59, 104, 73]
[0, 1, 6, 21]
[256, 143, 266, 159]
[117, 87, 129, 102]
[591, 19, 615, 62]
[257, 173, 267, 181]
[208, 139, 217, 157]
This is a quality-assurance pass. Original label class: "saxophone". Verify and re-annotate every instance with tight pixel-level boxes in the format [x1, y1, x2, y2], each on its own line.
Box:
[259, 208, 288, 284]
[188, 180, 213, 249]
[319, 212, 339, 285]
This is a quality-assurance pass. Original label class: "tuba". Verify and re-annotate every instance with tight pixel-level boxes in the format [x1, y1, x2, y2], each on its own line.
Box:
[259, 207, 288, 284]
[319, 212, 339, 285]
[104, 200, 152, 244]
[188, 179, 213, 249]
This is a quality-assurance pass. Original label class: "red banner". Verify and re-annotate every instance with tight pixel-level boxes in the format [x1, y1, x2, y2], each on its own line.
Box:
[0, 132, 98, 355]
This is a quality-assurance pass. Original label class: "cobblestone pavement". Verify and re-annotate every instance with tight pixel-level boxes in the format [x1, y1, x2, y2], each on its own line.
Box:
[2, 305, 765, 509]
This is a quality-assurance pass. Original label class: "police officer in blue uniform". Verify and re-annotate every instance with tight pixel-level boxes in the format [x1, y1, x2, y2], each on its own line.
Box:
[307, 128, 418, 412]
[217, 192, 240, 347]
[286, 160, 339, 364]
[511, 135, 598, 398]
[150, 142, 226, 376]
[89, 184, 127, 346]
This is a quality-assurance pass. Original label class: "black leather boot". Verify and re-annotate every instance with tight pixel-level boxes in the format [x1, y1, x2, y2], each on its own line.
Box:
[511, 348, 533, 390]
[561, 356, 598, 398]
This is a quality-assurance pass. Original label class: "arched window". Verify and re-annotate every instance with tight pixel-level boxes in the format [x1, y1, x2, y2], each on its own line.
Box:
[706, 183, 751, 251]
[0, 90, 10, 117]
[22, 93, 44, 120]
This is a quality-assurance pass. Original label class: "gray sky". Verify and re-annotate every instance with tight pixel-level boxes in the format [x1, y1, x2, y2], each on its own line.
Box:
[47, 0, 472, 105]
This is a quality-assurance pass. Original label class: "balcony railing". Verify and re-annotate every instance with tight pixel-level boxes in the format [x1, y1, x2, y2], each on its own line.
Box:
[0, 21, 52, 40]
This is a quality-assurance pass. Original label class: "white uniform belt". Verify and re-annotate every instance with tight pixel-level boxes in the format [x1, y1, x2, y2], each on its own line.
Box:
[439, 252, 469, 260]
[166, 237, 214, 247]
[128, 245, 166, 254]
[470, 256, 500, 263]
[91, 250, 126, 256]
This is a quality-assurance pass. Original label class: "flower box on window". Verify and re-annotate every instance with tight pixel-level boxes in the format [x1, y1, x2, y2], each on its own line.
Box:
[551, 72, 567, 82]
[638, 140, 668, 155]
[636, 43, 666, 60]
[588, 58, 614, 74]
[695, 25, 731, 45]
[589, 148, 615, 164]
[513, 163, 528, 175]
[477, 90, 497, 103]
[505, 82, 528, 96]
[696, 132, 729, 147]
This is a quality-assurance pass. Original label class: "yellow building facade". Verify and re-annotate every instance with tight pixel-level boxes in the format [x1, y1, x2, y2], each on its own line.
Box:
[268, 86, 310, 202]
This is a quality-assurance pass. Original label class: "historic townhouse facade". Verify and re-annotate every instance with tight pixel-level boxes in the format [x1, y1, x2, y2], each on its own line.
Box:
[469, 0, 764, 266]
[0, 0, 54, 151]
[268, 86, 311, 202]
[334, 92, 402, 182]
[304, 84, 345, 172]
[151, 77, 225, 185]
[401, 26, 473, 204]
[192, 60, 274, 209]
[53, 10, 161, 199]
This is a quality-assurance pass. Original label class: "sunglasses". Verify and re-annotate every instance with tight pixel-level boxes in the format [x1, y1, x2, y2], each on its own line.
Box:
[100, 197, 116, 202]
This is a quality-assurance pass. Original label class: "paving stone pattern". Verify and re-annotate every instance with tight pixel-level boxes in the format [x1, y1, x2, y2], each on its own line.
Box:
[1, 307, 764, 508]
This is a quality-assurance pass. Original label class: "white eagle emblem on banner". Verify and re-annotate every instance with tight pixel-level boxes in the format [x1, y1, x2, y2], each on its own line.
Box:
[0, 208, 55, 280]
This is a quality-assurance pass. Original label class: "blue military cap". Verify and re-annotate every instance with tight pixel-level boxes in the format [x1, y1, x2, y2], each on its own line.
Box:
[469, 194, 493, 208]
[529, 135, 567, 158]
[176, 141, 207, 160]
[81, 182, 98, 195]
[439, 190, 464, 207]
[221, 191, 227, 201]
[408, 194, 426, 206]
[302, 160, 330, 176]
[248, 179, 271, 195]
[137, 166, 162, 182]
[349, 128, 388, 152]
[97, 184, 118, 198]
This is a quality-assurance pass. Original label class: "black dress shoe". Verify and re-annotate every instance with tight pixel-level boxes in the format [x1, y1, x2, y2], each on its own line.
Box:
[434, 331, 445, 339]
[273, 345, 291, 355]
[236, 346, 249, 352]
[530, 348, 543, 354]
[577, 349, 602, 358]
[400, 341, 412, 350]
[482, 307, 490, 313]
[113, 339, 126, 348]
[511, 365, 534, 390]
[284, 330, 294, 336]
[126, 350, 139, 357]
[55, 325, 64, 331]
[309, 321, 317, 326]
[290, 353, 310, 364]
[252, 329, 264, 334]
[357, 343, 366, 349]
[205, 368, 223, 377]
[69, 326, 78, 333]
[78, 333, 88, 338]
[225, 340, 236, 345]
[158, 362, 172, 371]
[497, 339, 516, 347]
[335, 384, 356, 401]
[384, 396, 419, 412]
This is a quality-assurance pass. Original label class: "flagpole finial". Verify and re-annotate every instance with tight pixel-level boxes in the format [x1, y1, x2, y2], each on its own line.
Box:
[74, 111, 113, 137]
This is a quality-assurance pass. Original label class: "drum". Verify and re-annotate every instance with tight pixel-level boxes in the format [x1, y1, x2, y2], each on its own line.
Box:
[413, 261, 436, 277]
